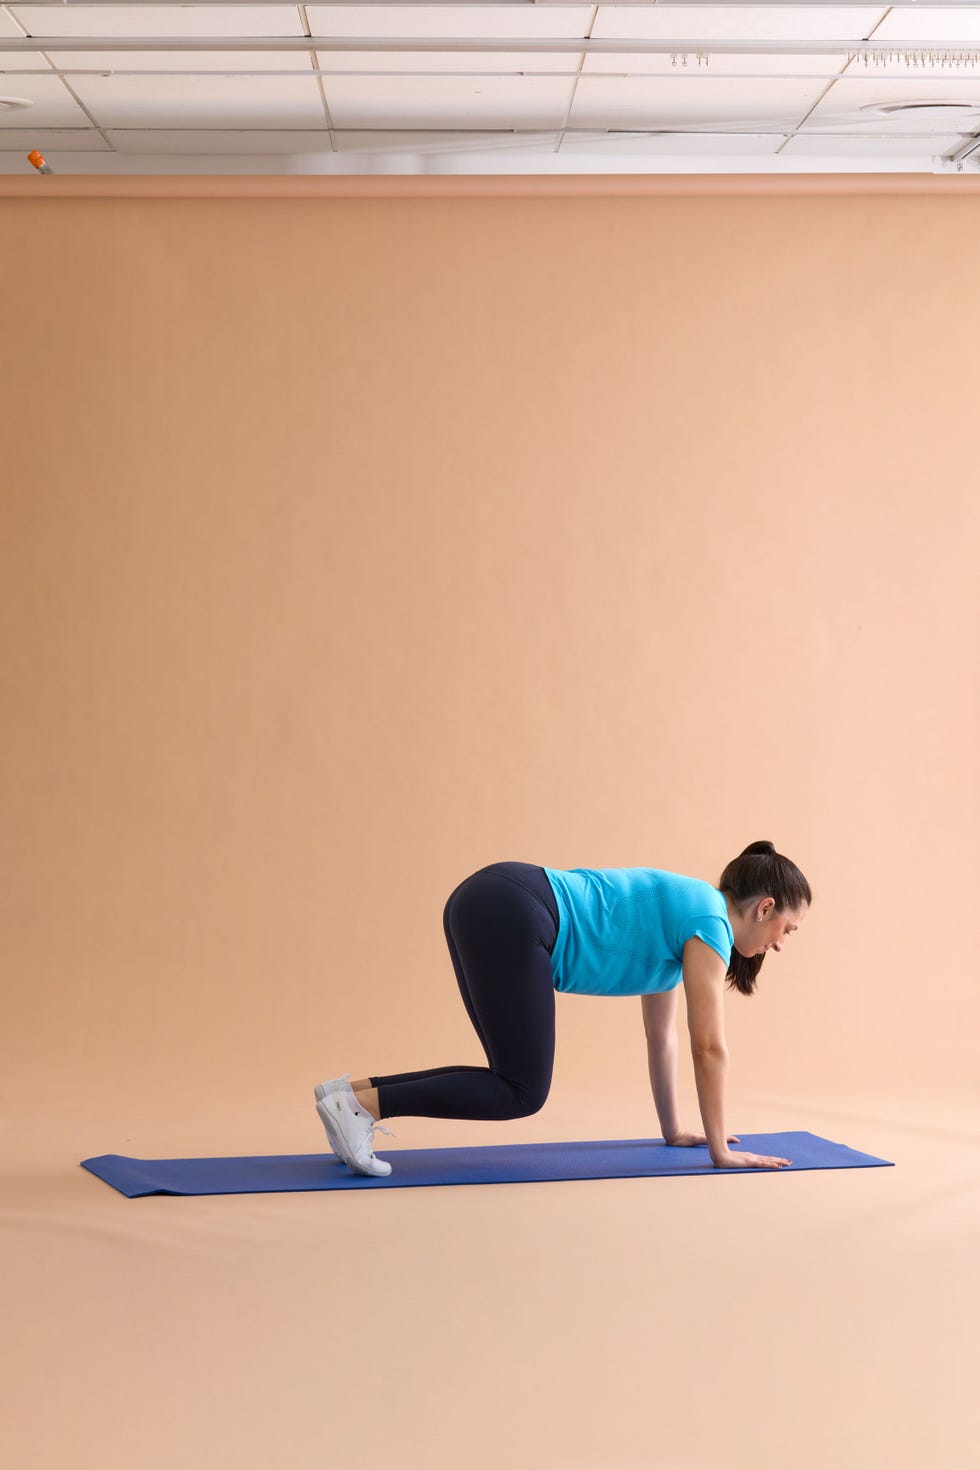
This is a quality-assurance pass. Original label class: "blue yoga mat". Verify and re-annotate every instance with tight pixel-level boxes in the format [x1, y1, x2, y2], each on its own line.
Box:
[80, 1131, 893, 1198]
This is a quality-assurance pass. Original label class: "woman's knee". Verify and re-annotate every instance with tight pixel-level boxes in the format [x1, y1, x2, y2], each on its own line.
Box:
[500, 1077, 550, 1118]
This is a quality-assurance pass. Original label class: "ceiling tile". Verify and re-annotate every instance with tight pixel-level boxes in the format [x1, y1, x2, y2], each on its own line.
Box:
[8, 6, 308, 38]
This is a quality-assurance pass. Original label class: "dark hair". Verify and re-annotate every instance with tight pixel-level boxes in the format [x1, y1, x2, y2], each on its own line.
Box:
[718, 841, 812, 997]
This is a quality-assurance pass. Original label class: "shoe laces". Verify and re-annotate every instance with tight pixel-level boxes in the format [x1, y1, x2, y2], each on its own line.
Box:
[363, 1123, 395, 1161]
[358, 1113, 396, 1149]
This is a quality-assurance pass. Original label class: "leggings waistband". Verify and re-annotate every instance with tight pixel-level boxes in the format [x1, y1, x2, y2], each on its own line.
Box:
[471, 861, 559, 944]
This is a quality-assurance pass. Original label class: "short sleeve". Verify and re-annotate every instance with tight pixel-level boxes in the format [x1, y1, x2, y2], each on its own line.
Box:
[680, 916, 732, 968]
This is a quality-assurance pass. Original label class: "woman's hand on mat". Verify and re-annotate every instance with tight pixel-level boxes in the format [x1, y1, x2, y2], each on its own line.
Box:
[712, 1149, 793, 1169]
[664, 1130, 739, 1148]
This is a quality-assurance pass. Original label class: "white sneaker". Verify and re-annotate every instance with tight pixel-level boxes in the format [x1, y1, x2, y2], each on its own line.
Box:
[314, 1074, 395, 1178]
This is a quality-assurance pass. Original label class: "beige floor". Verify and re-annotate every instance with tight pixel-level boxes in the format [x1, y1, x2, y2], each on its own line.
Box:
[3, 1082, 977, 1470]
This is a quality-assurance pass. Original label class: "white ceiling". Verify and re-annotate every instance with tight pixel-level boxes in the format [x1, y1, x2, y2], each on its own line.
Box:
[2, 2, 980, 175]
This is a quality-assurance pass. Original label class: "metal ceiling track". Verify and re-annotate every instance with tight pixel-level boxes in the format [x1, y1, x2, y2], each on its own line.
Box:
[4, 37, 980, 57]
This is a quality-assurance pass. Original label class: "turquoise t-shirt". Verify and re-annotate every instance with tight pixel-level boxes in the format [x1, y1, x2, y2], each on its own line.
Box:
[542, 867, 734, 997]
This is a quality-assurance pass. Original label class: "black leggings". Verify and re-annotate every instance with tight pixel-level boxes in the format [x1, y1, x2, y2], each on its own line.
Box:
[369, 862, 560, 1121]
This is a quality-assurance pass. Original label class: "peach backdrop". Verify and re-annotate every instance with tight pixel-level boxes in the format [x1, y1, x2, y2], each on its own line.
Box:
[2, 178, 978, 1470]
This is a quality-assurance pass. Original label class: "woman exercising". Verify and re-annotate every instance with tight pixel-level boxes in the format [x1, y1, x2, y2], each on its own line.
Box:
[314, 840, 811, 1178]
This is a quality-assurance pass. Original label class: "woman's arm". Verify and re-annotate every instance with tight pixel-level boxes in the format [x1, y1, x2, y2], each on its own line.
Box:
[646, 1030, 682, 1143]
[683, 937, 732, 1163]
[642, 987, 682, 1140]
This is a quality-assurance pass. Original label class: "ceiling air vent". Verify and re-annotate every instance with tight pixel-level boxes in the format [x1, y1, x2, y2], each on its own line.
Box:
[860, 100, 980, 124]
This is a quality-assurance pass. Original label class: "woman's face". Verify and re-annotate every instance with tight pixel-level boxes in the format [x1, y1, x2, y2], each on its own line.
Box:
[753, 901, 807, 957]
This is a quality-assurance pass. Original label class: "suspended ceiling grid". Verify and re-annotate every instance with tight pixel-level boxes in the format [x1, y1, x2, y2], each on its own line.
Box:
[2, 2, 980, 175]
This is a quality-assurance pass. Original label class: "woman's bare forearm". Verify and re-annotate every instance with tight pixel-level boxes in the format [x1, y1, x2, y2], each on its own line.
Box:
[646, 1033, 681, 1142]
[691, 1045, 730, 1163]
